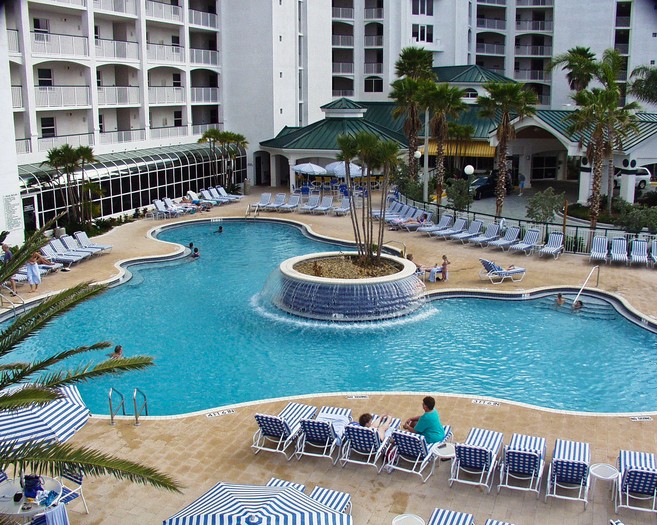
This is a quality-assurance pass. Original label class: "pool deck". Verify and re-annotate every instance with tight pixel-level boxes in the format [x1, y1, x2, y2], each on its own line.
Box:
[18, 191, 657, 524]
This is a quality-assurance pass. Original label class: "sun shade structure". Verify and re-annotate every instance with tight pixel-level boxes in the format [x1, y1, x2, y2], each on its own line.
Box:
[0, 385, 90, 447]
[292, 163, 327, 175]
[163, 482, 353, 525]
[324, 161, 362, 178]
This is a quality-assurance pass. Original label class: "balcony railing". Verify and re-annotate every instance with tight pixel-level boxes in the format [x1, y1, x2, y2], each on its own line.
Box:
[364, 62, 383, 74]
[97, 86, 140, 105]
[145, 0, 182, 22]
[192, 122, 221, 135]
[517, 0, 553, 5]
[476, 18, 506, 30]
[616, 16, 630, 28]
[332, 89, 354, 97]
[478, 0, 506, 4]
[38, 132, 94, 152]
[7, 30, 19, 53]
[514, 69, 551, 81]
[99, 129, 146, 144]
[34, 86, 91, 107]
[332, 35, 354, 47]
[189, 9, 219, 28]
[332, 62, 354, 74]
[148, 86, 185, 104]
[12, 86, 23, 108]
[189, 48, 219, 66]
[31, 32, 89, 57]
[364, 8, 384, 19]
[95, 38, 139, 60]
[147, 43, 184, 62]
[476, 42, 505, 54]
[364, 35, 383, 46]
[191, 87, 220, 103]
[15, 138, 31, 155]
[332, 7, 354, 19]
[615, 43, 629, 54]
[93, 0, 137, 15]
[50, 0, 86, 6]
[515, 45, 552, 56]
[516, 20, 553, 31]
[150, 125, 188, 139]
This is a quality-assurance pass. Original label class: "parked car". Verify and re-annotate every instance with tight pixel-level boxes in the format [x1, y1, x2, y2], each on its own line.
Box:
[470, 171, 513, 200]
[613, 167, 652, 189]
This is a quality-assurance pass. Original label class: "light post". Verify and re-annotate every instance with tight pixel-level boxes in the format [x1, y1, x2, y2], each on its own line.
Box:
[414, 149, 429, 203]
[464, 164, 474, 216]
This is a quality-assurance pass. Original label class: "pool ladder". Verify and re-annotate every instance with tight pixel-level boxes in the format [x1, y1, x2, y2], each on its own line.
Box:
[108, 387, 149, 426]
[573, 265, 600, 305]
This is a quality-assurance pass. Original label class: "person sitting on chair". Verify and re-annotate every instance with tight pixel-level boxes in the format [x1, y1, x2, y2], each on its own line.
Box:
[402, 396, 445, 444]
[357, 413, 393, 441]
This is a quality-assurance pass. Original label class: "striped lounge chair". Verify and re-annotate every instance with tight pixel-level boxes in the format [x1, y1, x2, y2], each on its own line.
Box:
[485, 521, 516, 525]
[385, 425, 453, 483]
[497, 433, 546, 498]
[538, 232, 564, 259]
[509, 228, 541, 256]
[309, 486, 352, 514]
[488, 226, 520, 251]
[417, 214, 453, 235]
[468, 223, 500, 247]
[449, 427, 504, 493]
[610, 237, 629, 265]
[630, 239, 649, 266]
[615, 449, 657, 514]
[252, 402, 317, 459]
[450, 220, 483, 243]
[266, 477, 306, 492]
[340, 415, 401, 471]
[545, 438, 591, 508]
[295, 406, 352, 464]
[478, 258, 526, 284]
[428, 508, 474, 525]
[431, 218, 467, 240]
[589, 235, 609, 263]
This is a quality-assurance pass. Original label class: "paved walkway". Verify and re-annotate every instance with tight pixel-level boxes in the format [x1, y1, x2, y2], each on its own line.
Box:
[12, 190, 657, 524]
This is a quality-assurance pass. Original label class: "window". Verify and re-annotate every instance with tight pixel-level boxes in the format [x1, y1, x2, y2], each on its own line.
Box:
[412, 0, 433, 16]
[412, 24, 433, 43]
[364, 76, 383, 92]
[172, 73, 182, 87]
[33, 18, 50, 42]
[98, 113, 104, 133]
[96, 70, 102, 87]
[37, 69, 53, 87]
[171, 35, 180, 52]
[41, 117, 55, 138]
[173, 110, 182, 127]
[463, 88, 478, 99]
[94, 25, 100, 43]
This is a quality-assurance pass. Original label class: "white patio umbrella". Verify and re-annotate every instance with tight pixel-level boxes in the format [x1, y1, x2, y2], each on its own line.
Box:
[164, 482, 352, 525]
[324, 161, 362, 178]
[0, 385, 90, 447]
[291, 163, 327, 176]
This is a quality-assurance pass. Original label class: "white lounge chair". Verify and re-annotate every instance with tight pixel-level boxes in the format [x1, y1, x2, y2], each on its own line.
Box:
[384, 204, 412, 223]
[295, 405, 352, 464]
[649, 239, 657, 267]
[450, 219, 483, 243]
[40, 244, 81, 266]
[263, 193, 287, 211]
[312, 195, 334, 214]
[164, 197, 192, 214]
[216, 186, 243, 200]
[384, 425, 452, 483]
[417, 214, 453, 235]
[468, 223, 500, 247]
[428, 509, 474, 525]
[372, 200, 401, 220]
[266, 477, 305, 492]
[299, 194, 321, 213]
[251, 193, 272, 212]
[449, 427, 504, 493]
[488, 226, 520, 251]
[497, 433, 546, 498]
[153, 198, 180, 217]
[430, 217, 467, 239]
[309, 486, 352, 515]
[630, 238, 649, 266]
[49, 238, 91, 261]
[207, 187, 233, 204]
[59, 235, 102, 256]
[538, 232, 564, 259]
[615, 449, 657, 514]
[509, 229, 541, 256]
[545, 438, 591, 509]
[479, 258, 526, 284]
[403, 211, 433, 232]
[589, 235, 609, 263]
[610, 236, 629, 265]
[340, 415, 401, 471]
[279, 194, 301, 212]
[74, 231, 112, 253]
[201, 189, 227, 205]
[333, 196, 351, 216]
[186, 190, 216, 207]
[252, 402, 317, 460]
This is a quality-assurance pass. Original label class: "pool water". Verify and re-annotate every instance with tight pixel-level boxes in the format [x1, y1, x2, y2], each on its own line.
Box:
[6, 221, 657, 415]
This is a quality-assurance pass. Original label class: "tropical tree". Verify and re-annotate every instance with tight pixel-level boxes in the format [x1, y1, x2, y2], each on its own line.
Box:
[395, 46, 434, 81]
[629, 65, 657, 104]
[419, 82, 466, 204]
[76, 146, 96, 224]
[225, 132, 249, 189]
[374, 140, 400, 257]
[478, 82, 538, 216]
[390, 77, 424, 175]
[0, 226, 180, 505]
[547, 46, 598, 93]
[336, 134, 362, 250]
[446, 123, 475, 175]
[42, 145, 82, 224]
[197, 128, 222, 185]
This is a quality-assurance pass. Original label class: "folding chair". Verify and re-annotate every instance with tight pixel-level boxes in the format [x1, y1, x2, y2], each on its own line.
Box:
[497, 433, 546, 498]
[545, 438, 591, 508]
[252, 402, 317, 459]
[449, 427, 504, 493]
[615, 449, 657, 514]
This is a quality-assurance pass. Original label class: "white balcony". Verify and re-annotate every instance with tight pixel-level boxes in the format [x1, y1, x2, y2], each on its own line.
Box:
[514, 69, 551, 81]
[189, 9, 219, 28]
[332, 35, 354, 47]
[49, 0, 87, 6]
[147, 43, 184, 62]
[38, 133, 94, 152]
[332, 89, 354, 97]
[97, 86, 140, 105]
[145, 0, 183, 22]
[7, 30, 20, 53]
[364, 8, 384, 19]
[31, 33, 89, 57]
[95, 39, 139, 60]
[332, 62, 354, 74]
[477, 18, 506, 30]
[332, 7, 354, 19]
[364, 63, 383, 74]
[150, 126, 188, 139]
[191, 87, 220, 103]
[476, 43, 505, 55]
[478, 0, 506, 4]
[15, 139, 31, 155]
[12, 86, 23, 109]
[93, 0, 137, 15]
[148, 86, 185, 104]
[516, 20, 553, 31]
[192, 123, 220, 135]
[364, 35, 383, 47]
[515, 45, 552, 56]
[189, 48, 219, 66]
[99, 129, 146, 144]
[35, 86, 91, 108]
[517, 0, 553, 6]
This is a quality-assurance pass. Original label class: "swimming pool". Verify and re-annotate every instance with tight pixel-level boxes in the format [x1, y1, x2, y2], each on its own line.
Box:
[7, 220, 657, 415]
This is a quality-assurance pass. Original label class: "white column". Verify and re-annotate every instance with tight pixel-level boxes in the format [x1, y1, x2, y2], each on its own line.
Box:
[577, 160, 592, 205]
[619, 167, 637, 203]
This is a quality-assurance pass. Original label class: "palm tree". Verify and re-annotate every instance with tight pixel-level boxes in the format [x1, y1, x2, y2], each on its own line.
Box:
[446, 123, 475, 174]
[198, 128, 222, 185]
[42, 145, 82, 224]
[0, 226, 180, 499]
[355, 132, 381, 261]
[395, 46, 435, 81]
[336, 134, 363, 254]
[76, 146, 96, 224]
[390, 77, 424, 175]
[548, 46, 598, 93]
[420, 82, 466, 204]
[374, 140, 401, 257]
[226, 132, 249, 189]
[629, 65, 657, 104]
[478, 82, 538, 216]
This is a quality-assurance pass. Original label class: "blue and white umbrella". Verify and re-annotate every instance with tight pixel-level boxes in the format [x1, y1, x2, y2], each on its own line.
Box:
[291, 163, 327, 176]
[324, 162, 362, 178]
[164, 482, 352, 525]
[0, 385, 90, 447]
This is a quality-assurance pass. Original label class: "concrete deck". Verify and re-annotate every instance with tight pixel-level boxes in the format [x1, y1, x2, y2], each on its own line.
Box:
[15, 191, 657, 524]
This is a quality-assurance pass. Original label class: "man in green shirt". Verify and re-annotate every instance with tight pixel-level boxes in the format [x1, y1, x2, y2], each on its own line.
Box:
[402, 396, 445, 444]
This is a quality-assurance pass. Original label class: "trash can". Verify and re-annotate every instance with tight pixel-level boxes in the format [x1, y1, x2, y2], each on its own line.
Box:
[54, 227, 66, 238]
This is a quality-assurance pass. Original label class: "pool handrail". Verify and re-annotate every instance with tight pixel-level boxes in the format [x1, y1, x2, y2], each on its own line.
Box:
[572, 266, 600, 306]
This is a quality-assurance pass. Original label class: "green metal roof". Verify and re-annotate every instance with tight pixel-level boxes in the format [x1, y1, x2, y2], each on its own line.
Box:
[433, 65, 514, 84]
[358, 101, 405, 134]
[320, 98, 366, 110]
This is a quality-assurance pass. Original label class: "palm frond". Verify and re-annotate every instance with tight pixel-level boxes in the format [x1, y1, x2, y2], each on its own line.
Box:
[0, 385, 62, 411]
[37, 356, 154, 388]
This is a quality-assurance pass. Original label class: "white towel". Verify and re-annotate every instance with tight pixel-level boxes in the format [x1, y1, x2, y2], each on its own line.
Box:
[45, 504, 70, 525]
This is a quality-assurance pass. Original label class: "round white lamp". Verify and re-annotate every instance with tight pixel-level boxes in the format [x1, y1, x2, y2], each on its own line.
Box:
[413, 150, 422, 160]
[464, 165, 474, 177]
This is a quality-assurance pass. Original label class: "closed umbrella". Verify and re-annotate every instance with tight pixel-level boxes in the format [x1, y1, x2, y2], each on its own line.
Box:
[164, 482, 352, 525]
[291, 163, 327, 176]
[0, 385, 90, 447]
[324, 162, 362, 178]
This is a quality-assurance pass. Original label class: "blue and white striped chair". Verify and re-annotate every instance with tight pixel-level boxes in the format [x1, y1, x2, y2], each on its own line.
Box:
[478, 259, 526, 284]
[340, 415, 400, 471]
[295, 406, 352, 464]
[386, 425, 453, 483]
[450, 220, 483, 243]
[509, 228, 541, 256]
[497, 433, 546, 498]
[0, 470, 7, 483]
[484, 520, 516, 525]
[630, 239, 649, 266]
[449, 427, 504, 493]
[251, 192, 272, 212]
[488, 226, 520, 251]
[266, 477, 306, 492]
[431, 218, 467, 240]
[538, 232, 564, 259]
[309, 486, 352, 514]
[610, 237, 629, 265]
[418, 214, 453, 235]
[615, 449, 657, 514]
[58, 468, 89, 514]
[590, 235, 609, 263]
[468, 223, 500, 247]
[427, 508, 474, 525]
[545, 438, 591, 508]
[252, 402, 317, 459]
